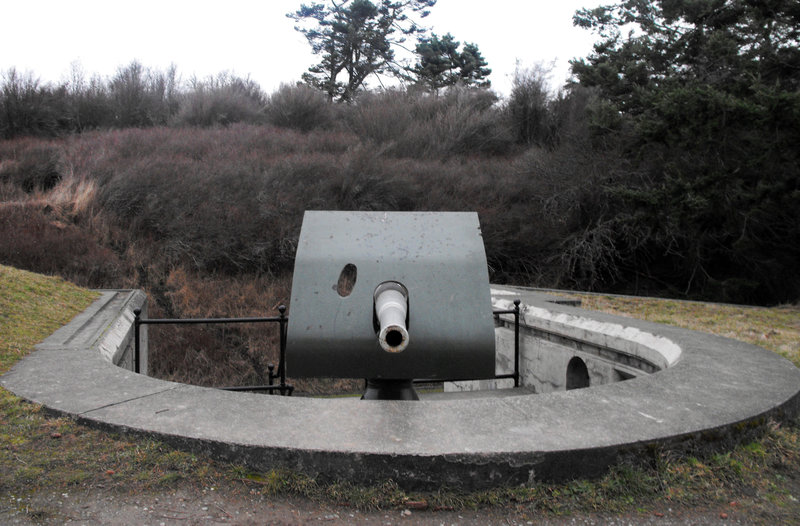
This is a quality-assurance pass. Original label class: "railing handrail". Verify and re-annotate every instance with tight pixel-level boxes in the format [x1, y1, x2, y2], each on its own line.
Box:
[135, 315, 283, 325]
[133, 305, 293, 395]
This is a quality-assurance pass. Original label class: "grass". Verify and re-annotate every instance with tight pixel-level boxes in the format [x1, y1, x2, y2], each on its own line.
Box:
[573, 293, 800, 368]
[0, 265, 100, 375]
[0, 266, 228, 500]
[0, 266, 798, 523]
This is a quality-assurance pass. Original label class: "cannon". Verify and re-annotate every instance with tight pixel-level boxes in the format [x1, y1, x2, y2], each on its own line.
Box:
[287, 211, 496, 400]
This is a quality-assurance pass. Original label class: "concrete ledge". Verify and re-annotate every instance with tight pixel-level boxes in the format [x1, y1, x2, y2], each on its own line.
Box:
[2, 288, 799, 490]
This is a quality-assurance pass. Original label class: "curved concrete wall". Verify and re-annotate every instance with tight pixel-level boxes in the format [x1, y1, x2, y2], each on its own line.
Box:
[2, 287, 798, 490]
[448, 291, 681, 394]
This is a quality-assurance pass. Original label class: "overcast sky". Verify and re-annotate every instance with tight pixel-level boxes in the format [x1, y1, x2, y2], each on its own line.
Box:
[1, 0, 606, 98]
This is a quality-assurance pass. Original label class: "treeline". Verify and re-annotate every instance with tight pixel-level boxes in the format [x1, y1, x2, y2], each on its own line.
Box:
[0, 62, 270, 137]
[0, 60, 554, 154]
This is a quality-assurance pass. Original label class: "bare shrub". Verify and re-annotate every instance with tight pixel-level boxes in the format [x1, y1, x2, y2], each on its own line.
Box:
[393, 155, 553, 282]
[305, 128, 356, 154]
[0, 203, 122, 287]
[265, 83, 333, 132]
[0, 180, 26, 201]
[505, 63, 559, 147]
[108, 61, 180, 127]
[508, 89, 637, 291]
[0, 140, 64, 193]
[146, 267, 291, 387]
[347, 86, 513, 158]
[64, 62, 112, 132]
[0, 69, 66, 138]
[174, 73, 266, 127]
[421, 86, 513, 156]
[346, 88, 417, 145]
[308, 146, 419, 211]
[83, 125, 548, 287]
[93, 126, 315, 275]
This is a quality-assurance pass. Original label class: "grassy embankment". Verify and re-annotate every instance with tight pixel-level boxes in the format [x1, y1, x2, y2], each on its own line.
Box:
[0, 266, 221, 500]
[0, 265, 798, 522]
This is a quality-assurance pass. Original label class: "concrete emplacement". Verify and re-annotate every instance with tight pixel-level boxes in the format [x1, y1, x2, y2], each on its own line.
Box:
[1, 287, 799, 490]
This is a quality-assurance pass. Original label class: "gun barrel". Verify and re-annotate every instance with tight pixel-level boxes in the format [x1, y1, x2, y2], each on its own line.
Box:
[374, 282, 409, 353]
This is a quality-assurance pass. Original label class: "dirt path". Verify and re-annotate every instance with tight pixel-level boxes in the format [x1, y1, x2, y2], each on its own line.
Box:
[1, 485, 757, 525]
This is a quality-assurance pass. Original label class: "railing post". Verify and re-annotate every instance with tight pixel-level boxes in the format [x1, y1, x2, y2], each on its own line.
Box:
[267, 363, 275, 395]
[278, 305, 288, 395]
[133, 308, 141, 374]
[513, 299, 521, 388]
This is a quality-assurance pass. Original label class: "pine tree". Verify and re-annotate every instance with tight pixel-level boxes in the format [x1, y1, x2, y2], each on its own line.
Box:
[289, 0, 436, 102]
[412, 33, 491, 91]
[570, 0, 800, 303]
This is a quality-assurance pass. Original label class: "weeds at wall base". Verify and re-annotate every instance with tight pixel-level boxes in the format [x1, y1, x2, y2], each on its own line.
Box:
[225, 420, 798, 518]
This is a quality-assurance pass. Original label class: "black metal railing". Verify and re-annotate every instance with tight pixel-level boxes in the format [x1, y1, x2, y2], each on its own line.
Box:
[412, 299, 522, 387]
[133, 305, 294, 396]
[133, 298, 521, 395]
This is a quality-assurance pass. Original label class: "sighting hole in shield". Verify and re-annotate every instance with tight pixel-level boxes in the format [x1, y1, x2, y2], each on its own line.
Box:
[336, 263, 357, 297]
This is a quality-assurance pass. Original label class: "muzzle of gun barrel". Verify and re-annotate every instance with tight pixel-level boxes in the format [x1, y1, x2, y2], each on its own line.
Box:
[374, 281, 409, 353]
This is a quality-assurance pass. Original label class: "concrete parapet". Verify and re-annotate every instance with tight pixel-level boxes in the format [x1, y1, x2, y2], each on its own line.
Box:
[2, 287, 798, 490]
[33, 289, 147, 372]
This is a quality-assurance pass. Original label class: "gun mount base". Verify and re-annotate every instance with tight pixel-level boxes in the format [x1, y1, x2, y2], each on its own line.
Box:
[361, 379, 419, 401]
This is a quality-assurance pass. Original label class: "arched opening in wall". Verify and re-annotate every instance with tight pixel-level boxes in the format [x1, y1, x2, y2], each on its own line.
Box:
[566, 357, 590, 390]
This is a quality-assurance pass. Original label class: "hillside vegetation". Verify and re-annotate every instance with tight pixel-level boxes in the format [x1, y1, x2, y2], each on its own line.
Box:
[0, 86, 796, 386]
[0, 113, 595, 387]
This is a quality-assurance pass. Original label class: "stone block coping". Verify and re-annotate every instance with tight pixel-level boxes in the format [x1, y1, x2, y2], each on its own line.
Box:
[2, 287, 798, 490]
